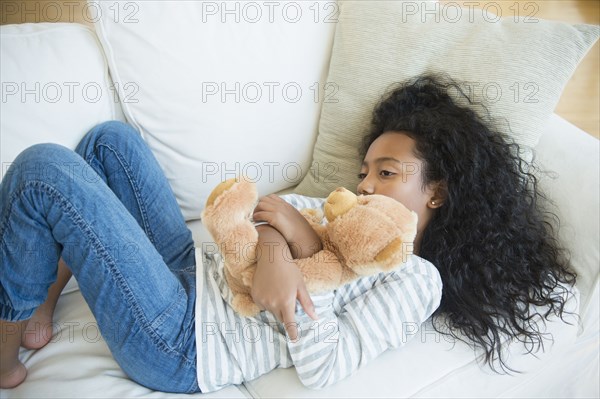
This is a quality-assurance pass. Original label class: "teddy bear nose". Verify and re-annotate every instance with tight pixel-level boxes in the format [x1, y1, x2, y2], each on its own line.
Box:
[325, 188, 357, 222]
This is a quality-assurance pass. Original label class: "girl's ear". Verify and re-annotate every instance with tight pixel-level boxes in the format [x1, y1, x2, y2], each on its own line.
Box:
[427, 180, 448, 209]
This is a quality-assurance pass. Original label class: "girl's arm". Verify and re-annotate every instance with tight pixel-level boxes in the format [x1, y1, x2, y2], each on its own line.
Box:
[253, 194, 322, 259]
[287, 256, 443, 389]
[251, 224, 317, 339]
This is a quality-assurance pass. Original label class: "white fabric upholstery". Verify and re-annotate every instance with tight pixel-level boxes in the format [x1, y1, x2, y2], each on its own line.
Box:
[535, 114, 600, 320]
[0, 12, 598, 399]
[91, 0, 336, 221]
[0, 23, 124, 170]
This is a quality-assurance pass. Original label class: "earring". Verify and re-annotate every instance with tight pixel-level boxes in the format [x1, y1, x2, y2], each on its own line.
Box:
[430, 200, 436, 205]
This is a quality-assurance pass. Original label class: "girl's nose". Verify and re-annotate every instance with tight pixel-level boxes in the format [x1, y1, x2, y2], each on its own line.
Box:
[357, 175, 375, 195]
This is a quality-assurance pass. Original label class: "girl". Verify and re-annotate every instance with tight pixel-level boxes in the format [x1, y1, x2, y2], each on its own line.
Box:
[0, 74, 575, 391]
[359, 74, 576, 369]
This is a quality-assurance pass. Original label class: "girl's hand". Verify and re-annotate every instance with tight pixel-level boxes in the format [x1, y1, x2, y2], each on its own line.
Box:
[251, 225, 317, 340]
[253, 195, 322, 259]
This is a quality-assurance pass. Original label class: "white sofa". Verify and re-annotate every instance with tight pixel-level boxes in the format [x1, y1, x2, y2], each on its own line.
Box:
[1, 2, 598, 398]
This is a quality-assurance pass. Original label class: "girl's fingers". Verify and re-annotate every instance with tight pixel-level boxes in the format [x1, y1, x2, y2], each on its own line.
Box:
[297, 286, 317, 320]
[281, 305, 299, 341]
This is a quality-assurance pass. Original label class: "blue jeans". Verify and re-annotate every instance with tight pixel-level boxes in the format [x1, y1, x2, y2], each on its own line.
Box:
[0, 121, 200, 393]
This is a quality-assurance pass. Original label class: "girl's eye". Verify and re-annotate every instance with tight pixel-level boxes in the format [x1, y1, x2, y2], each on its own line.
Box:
[380, 170, 395, 177]
[357, 173, 367, 180]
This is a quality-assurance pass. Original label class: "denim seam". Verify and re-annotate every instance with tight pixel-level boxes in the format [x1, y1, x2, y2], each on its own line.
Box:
[3, 180, 195, 366]
[150, 284, 185, 332]
[87, 139, 197, 365]
[87, 143, 195, 363]
[88, 141, 156, 247]
[0, 181, 22, 243]
[0, 181, 58, 315]
[185, 368, 200, 394]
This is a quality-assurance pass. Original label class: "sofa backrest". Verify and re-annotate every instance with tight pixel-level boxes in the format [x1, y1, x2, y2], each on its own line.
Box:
[91, 1, 337, 220]
[535, 114, 600, 329]
[0, 23, 125, 178]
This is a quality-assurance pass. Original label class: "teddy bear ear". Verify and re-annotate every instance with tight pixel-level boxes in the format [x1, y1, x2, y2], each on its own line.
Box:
[205, 178, 238, 208]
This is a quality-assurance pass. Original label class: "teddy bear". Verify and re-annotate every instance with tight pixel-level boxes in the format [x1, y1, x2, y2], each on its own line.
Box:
[201, 178, 418, 317]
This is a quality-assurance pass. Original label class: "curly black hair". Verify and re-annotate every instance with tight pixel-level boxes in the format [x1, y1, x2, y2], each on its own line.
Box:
[361, 74, 577, 371]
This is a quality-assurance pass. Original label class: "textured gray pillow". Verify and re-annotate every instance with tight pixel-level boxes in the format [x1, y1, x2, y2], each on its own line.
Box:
[295, 0, 599, 197]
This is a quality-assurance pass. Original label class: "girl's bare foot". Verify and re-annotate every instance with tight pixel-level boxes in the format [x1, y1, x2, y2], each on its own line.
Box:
[1, 259, 72, 388]
[20, 303, 54, 350]
[21, 258, 72, 350]
[0, 361, 27, 389]
[0, 320, 28, 389]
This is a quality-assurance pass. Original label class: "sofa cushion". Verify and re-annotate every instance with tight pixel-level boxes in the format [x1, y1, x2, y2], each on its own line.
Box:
[243, 289, 580, 398]
[295, 0, 599, 197]
[535, 114, 600, 327]
[91, 0, 336, 220]
[2, 287, 248, 399]
[0, 23, 124, 180]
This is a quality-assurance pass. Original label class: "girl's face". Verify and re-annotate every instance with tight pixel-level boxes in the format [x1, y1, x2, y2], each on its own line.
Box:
[357, 132, 444, 238]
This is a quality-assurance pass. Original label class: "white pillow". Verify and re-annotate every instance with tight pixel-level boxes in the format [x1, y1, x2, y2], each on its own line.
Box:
[0, 23, 123, 180]
[92, 0, 337, 220]
[295, 0, 599, 197]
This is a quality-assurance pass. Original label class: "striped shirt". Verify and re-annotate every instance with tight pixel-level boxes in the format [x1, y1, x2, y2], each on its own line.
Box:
[195, 193, 443, 392]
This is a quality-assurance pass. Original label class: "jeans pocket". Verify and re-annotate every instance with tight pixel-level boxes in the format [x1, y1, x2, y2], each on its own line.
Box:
[150, 282, 195, 356]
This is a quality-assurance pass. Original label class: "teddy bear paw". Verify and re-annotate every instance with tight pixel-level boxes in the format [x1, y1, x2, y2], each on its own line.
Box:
[232, 293, 261, 317]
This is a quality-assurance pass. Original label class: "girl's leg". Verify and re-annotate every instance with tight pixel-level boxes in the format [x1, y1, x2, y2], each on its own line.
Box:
[20, 258, 71, 349]
[20, 120, 195, 352]
[0, 144, 198, 392]
[74, 121, 195, 272]
[0, 320, 27, 388]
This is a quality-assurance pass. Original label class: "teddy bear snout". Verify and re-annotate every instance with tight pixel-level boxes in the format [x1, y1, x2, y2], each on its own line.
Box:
[324, 187, 357, 222]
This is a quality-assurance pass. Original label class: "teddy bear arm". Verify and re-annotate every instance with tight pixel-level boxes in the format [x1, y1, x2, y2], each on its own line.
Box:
[225, 267, 261, 316]
[232, 293, 261, 317]
[375, 237, 413, 268]
[311, 224, 329, 245]
[202, 178, 259, 270]
[296, 249, 344, 293]
[300, 208, 323, 226]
